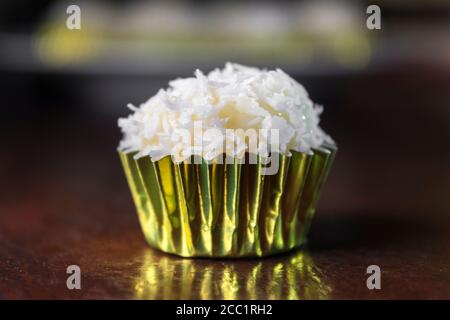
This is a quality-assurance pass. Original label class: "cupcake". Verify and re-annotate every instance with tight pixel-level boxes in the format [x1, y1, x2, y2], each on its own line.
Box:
[118, 63, 336, 258]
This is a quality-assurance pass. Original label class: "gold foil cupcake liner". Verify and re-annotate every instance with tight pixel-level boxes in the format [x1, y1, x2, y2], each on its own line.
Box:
[119, 144, 336, 258]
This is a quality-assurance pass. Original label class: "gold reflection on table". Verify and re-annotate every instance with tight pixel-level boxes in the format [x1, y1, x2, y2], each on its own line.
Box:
[134, 250, 331, 300]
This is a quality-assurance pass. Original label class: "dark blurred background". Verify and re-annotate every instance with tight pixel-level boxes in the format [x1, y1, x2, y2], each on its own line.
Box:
[2, 0, 449, 216]
[0, 0, 449, 299]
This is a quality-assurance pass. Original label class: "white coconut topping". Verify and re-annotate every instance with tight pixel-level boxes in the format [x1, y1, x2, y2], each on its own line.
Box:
[118, 63, 331, 161]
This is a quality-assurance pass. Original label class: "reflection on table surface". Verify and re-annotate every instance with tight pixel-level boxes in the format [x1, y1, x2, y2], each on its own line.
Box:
[134, 250, 330, 300]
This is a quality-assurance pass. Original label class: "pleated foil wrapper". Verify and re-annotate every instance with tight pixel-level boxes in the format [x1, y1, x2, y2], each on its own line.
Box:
[119, 144, 336, 258]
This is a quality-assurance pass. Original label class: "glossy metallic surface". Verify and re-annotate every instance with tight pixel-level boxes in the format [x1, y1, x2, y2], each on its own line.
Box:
[119, 146, 336, 258]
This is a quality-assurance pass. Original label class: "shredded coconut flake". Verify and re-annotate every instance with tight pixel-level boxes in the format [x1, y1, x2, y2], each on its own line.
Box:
[118, 62, 332, 161]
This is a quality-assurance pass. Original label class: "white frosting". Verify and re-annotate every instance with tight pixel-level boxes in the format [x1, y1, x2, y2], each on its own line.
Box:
[118, 63, 331, 161]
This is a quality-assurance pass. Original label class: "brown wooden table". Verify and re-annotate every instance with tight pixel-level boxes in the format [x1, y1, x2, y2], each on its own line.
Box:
[0, 117, 449, 300]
